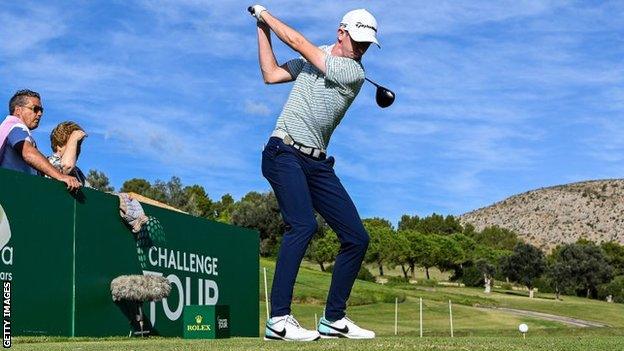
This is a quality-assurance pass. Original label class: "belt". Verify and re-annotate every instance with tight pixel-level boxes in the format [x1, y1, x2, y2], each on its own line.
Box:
[271, 130, 326, 159]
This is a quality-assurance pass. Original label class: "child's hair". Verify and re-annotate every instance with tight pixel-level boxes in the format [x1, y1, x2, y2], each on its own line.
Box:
[50, 121, 84, 152]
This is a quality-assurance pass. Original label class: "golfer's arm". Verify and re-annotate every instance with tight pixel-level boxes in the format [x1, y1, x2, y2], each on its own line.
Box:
[257, 23, 294, 84]
[18, 141, 66, 180]
[260, 11, 326, 74]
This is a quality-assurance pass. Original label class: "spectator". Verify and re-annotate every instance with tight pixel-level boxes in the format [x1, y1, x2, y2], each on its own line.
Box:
[48, 121, 88, 186]
[0, 89, 80, 191]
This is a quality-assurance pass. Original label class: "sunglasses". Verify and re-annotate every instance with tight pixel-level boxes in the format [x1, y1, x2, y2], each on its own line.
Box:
[22, 105, 44, 114]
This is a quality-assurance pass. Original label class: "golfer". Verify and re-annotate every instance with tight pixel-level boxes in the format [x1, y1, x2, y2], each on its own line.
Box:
[249, 5, 379, 341]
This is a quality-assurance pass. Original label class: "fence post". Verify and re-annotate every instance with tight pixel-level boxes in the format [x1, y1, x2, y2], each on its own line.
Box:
[449, 300, 454, 338]
[394, 297, 398, 335]
[263, 267, 269, 320]
[420, 297, 423, 338]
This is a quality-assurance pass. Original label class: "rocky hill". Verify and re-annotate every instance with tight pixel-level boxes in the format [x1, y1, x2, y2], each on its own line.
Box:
[459, 179, 624, 251]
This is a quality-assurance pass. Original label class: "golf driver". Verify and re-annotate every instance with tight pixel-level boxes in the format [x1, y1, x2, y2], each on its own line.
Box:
[365, 77, 395, 108]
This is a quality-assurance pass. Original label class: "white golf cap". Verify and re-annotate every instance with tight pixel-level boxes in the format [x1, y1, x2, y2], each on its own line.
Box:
[340, 9, 380, 48]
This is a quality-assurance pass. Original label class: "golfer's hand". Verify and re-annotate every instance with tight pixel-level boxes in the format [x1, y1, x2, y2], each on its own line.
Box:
[248, 5, 267, 22]
[60, 174, 82, 192]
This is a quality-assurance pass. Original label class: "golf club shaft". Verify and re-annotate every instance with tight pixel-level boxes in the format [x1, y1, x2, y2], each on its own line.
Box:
[365, 77, 381, 88]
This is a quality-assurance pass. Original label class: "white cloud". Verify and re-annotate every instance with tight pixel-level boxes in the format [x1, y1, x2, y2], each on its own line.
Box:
[0, 3, 68, 56]
[244, 100, 272, 116]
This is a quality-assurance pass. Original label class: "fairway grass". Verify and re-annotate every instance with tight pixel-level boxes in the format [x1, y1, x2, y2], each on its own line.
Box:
[13, 335, 624, 351]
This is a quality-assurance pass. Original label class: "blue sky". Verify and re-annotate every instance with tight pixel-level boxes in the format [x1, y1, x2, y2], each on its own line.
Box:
[1, 1, 623, 224]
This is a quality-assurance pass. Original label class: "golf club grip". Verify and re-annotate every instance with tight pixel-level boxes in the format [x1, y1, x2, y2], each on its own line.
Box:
[248, 6, 254, 15]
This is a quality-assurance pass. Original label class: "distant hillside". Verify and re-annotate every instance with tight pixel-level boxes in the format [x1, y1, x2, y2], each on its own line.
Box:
[459, 179, 624, 251]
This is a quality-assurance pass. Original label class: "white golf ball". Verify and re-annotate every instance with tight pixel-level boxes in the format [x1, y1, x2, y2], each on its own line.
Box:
[518, 323, 528, 333]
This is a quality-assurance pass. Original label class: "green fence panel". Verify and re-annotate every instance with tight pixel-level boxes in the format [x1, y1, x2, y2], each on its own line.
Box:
[0, 168, 75, 336]
[73, 188, 141, 336]
[0, 168, 259, 337]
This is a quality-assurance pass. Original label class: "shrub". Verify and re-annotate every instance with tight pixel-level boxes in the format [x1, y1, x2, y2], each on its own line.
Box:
[385, 276, 410, 285]
[500, 282, 513, 290]
[532, 277, 555, 294]
[325, 264, 375, 283]
[357, 266, 376, 282]
[598, 275, 624, 303]
[383, 292, 407, 303]
[415, 278, 438, 287]
[461, 266, 485, 287]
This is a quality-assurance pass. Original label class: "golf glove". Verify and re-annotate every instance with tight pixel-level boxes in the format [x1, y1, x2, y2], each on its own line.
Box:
[249, 4, 267, 22]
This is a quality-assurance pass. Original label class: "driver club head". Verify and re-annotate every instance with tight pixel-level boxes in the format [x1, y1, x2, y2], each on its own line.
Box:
[365, 77, 395, 108]
[375, 86, 395, 108]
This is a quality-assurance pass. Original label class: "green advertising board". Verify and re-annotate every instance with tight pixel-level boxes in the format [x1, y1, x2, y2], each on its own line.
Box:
[0, 168, 259, 337]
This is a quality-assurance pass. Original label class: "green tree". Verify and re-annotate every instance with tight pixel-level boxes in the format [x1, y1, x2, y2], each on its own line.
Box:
[430, 234, 464, 274]
[120, 177, 168, 203]
[212, 194, 235, 223]
[398, 214, 420, 231]
[120, 178, 152, 195]
[418, 235, 439, 279]
[231, 191, 285, 256]
[598, 275, 624, 303]
[363, 218, 394, 276]
[577, 242, 613, 298]
[86, 169, 114, 192]
[546, 252, 576, 300]
[476, 258, 497, 293]
[389, 230, 412, 280]
[163, 176, 186, 209]
[471, 226, 520, 251]
[183, 185, 213, 218]
[499, 243, 546, 298]
[397, 230, 439, 280]
[398, 213, 463, 235]
[601, 241, 624, 276]
[548, 243, 614, 299]
[474, 245, 507, 291]
[446, 233, 477, 279]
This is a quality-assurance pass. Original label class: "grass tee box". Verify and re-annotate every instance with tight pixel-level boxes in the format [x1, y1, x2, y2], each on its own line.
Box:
[0, 168, 259, 337]
[183, 305, 230, 339]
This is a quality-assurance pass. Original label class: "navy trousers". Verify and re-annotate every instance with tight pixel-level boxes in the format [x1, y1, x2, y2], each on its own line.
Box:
[262, 137, 370, 321]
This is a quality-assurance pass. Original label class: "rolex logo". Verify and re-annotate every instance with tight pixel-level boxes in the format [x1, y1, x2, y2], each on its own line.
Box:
[195, 315, 203, 324]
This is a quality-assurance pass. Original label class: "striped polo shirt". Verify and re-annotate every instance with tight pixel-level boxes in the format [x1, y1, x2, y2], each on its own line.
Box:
[274, 45, 365, 150]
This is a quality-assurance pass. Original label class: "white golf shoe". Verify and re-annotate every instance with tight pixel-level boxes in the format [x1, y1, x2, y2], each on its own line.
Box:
[317, 316, 376, 339]
[264, 315, 321, 341]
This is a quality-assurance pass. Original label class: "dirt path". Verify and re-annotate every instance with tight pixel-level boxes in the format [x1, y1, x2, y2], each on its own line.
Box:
[476, 307, 609, 327]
